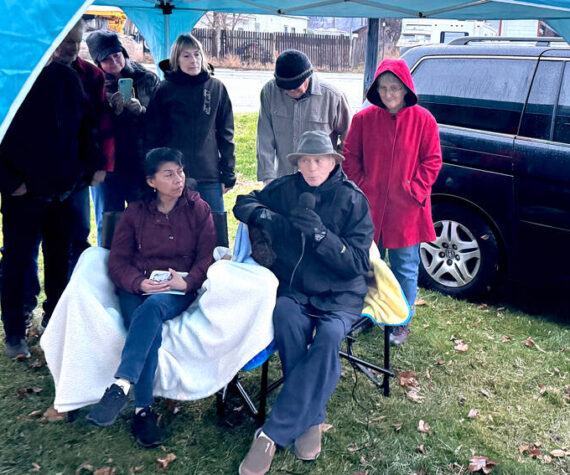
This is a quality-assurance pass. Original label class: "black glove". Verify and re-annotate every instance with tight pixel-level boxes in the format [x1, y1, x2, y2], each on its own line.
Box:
[289, 208, 327, 243]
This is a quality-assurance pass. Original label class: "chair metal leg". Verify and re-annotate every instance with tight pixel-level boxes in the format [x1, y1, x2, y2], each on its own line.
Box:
[341, 320, 394, 395]
[257, 360, 269, 426]
[234, 380, 259, 417]
[383, 326, 391, 396]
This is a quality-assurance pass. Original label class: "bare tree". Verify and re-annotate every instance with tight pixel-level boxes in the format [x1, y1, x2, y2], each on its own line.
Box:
[201, 12, 247, 57]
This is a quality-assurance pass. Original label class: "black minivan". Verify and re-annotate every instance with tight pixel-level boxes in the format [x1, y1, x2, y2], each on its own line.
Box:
[402, 38, 570, 298]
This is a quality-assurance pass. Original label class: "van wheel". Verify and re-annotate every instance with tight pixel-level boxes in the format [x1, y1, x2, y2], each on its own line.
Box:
[419, 203, 500, 298]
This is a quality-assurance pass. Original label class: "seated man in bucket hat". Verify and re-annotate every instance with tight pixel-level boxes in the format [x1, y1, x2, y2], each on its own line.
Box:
[234, 130, 374, 474]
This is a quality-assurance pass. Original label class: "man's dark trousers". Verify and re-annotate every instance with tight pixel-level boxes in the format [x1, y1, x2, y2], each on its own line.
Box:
[1, 194, 72, 340]
[262, 296, 360, 447]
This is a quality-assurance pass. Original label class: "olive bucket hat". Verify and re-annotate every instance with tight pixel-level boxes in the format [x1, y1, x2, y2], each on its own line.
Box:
[287, 130, 344, 166]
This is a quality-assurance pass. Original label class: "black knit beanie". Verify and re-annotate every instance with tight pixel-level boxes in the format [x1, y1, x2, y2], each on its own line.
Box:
[274, 50, 313, 90]
[86, 30, 129, 65]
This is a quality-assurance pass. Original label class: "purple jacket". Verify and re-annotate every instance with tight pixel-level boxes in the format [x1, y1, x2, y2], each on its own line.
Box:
[108, 187, 216, 294]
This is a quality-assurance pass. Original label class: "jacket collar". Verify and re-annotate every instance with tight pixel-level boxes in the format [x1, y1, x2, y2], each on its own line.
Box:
[296, 164, 344, 193]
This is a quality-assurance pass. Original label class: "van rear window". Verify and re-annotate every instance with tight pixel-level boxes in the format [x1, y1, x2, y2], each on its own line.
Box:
[412, 57, 534, 134]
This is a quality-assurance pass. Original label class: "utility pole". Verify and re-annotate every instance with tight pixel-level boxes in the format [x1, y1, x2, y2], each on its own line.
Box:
[363, 18, 379, 100]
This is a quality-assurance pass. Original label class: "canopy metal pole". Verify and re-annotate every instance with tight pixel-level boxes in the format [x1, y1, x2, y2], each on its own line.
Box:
[363, 18, 379, 100]
[164, 13, 170, 56]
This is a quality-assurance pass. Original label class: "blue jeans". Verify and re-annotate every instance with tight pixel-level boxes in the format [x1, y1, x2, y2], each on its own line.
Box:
[196, 182, 224, 212]
[262, 297, 360, 447]
[115, 289, 196, 407]
[90, 185, 105, 246]
[379, 241, 420, 320]
[93, 173, 144, 246]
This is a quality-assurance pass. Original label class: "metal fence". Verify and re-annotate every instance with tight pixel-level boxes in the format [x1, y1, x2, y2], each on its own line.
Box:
[192, 28, 367, 71]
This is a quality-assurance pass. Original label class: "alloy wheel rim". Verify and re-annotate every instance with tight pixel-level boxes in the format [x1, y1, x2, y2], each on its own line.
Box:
[420, 219, 481, 288]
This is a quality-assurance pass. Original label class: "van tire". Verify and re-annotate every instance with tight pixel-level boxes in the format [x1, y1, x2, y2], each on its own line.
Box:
[419, 203, 500, 298]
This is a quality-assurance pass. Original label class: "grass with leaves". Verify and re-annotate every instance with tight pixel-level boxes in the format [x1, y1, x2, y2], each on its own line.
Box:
[0, 112, 569, 474]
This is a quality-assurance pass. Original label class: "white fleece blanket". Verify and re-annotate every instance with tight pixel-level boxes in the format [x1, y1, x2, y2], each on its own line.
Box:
[41, 246, 278, 413]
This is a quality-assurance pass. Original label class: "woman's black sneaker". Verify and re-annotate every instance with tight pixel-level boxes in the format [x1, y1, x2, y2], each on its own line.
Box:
[86, 383, 129, 427]
[132, 407, 163, 448]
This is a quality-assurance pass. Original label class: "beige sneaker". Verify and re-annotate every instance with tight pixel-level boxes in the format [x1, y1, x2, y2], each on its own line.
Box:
[294, 424, 322, 460]
[239, 430, 276, 475]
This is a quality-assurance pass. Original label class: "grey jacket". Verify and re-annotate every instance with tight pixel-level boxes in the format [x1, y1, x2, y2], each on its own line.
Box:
[256, 74, 351, 182]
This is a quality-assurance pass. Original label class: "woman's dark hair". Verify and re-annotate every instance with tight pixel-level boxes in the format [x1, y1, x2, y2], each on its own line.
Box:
[144, 147, 184, 178]
[142, 148, 185, 200]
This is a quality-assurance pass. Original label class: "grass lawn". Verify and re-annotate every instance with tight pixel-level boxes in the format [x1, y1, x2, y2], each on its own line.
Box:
[0, 112, 569, 474]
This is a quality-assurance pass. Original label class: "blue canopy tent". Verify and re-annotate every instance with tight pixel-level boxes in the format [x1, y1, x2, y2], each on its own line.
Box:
[3, 0, 570, 141]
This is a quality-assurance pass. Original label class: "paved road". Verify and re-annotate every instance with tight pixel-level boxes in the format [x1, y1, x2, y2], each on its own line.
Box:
[215, 68, 365, 113]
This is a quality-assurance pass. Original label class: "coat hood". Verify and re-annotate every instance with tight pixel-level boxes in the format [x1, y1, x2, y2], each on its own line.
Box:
[366, 58, 417, 109]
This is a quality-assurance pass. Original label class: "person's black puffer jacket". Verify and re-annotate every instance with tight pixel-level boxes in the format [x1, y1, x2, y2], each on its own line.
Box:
[145, 60, 236, 188]
[234, 166, 374, 314]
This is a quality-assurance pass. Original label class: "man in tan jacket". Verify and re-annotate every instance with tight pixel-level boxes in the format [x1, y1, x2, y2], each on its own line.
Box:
[256, 50, 351, 186]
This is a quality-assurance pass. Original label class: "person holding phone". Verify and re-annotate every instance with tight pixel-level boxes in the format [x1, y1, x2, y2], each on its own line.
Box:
[86, 147, 216, 447]
[145, 33, 236, 212]
[86, 30, 160, 239]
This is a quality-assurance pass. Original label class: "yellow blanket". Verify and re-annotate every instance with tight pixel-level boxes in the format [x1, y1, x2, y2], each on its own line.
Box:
[362, 243, 411, 326]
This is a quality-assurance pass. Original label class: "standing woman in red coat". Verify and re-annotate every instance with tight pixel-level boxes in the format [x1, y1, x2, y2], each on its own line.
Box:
[343, 58, 442, 345]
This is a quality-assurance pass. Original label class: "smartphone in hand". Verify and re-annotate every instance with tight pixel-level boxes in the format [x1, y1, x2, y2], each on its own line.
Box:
[118, 77, 133, 102]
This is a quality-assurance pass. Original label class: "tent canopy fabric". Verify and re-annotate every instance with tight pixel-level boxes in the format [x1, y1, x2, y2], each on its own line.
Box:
[3, 0, 570, 140]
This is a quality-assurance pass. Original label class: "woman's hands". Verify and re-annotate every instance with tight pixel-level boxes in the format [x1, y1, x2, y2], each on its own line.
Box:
[139, 269, 188, 294]
[167, 268, 188, 292]
[110, 92, 145, 116]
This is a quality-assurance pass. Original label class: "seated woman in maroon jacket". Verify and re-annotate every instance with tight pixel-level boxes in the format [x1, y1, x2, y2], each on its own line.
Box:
[86, 147, 216, 447]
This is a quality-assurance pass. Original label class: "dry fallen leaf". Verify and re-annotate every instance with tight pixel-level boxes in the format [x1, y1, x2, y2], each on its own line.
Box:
[520, 444, 542, 458]
[76, 462, 95, 473]
[128, 467, 144, 475]
[353, 471, 368, 475]
[407, 390, 425, 404]
[468, 409, 478, 419]
[398, 370, 419, 389]
[321, 423, 333, 433]
[156, 454, 176, 471]
[415, 298, 428, 306]
[30, 462, 41, 472]
[94, 467, 116, 475]
[524, 337, 547, 353]
[497, 307, 505, 311]
[542, 455, 553, 464]
[468, 455, 498, 473]
[347, 443, 360, 453]
[478, 304, 488, 309]
[501, 335, 512, 343]
[480, 389, 492, 398]
[423, 322, 430, 328]
[394, 423, 402, 431]
[550, 449, 566, 458]
[417, 420, 431, 433]
[425, 369, 431, 380]
[416, 444, 426, 454]
[40, 406, 66, 423]
[455, 342, 469, 352]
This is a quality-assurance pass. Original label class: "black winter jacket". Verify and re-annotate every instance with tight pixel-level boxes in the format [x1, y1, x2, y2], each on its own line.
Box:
[104, 60, 159, 176]
[0, 62, 103, 198]
[233, 166, 374, 314]
[146, 61, 236, 188]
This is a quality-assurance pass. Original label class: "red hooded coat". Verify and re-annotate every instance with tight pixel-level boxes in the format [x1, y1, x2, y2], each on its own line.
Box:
[343, 59, 442, 248]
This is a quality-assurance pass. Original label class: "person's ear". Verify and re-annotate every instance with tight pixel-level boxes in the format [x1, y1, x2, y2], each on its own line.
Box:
[146, 177, 155, 189]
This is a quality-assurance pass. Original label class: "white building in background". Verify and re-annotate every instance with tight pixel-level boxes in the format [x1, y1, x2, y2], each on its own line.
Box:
[196, 13, 309, 33]
[492, 20, 547, 36]
[398, 18, 497, 49]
